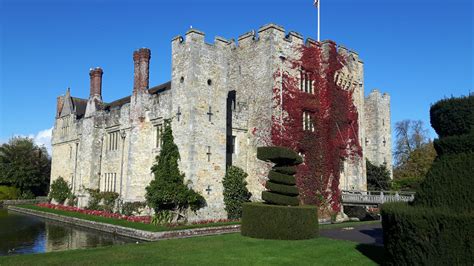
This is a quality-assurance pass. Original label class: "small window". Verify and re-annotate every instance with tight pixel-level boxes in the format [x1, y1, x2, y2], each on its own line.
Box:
[180, 76, 184, 83]
[207, 79, 212, 86]
[302, 111, 315, 132]
[300, 69, 314, 94]
[107, 131, 119, 151]
[231, 136, 236, 154]
[155, 124, 163, 148]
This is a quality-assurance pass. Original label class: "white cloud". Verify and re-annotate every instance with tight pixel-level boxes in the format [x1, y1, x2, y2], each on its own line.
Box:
[31, 128, 53, 155]
[6, 128, 53, 155]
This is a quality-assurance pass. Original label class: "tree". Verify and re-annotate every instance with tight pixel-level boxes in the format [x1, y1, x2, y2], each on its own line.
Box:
[366, 159, 391, 191]
[222, 166, 251, 219]
[392, 142, 437, 190]
[0, 137, 51, 197]
[49, 177, 71, 204]
[145, 120, 205, 223]
[394, 120, 430, 166]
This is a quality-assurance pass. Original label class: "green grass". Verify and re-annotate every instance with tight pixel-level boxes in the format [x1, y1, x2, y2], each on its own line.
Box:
[0, 233, 383, 265]
[15, 205, 240, 232]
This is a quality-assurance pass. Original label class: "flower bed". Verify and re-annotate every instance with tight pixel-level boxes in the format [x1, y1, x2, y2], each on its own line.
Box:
[35, 203, 237, 227]
[37, 203, 151, 223]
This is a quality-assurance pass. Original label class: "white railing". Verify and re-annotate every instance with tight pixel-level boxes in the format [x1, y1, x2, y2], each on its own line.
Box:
[341, 190, 415, 205]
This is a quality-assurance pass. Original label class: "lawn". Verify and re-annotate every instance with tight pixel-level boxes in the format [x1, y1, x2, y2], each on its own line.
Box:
[0, 233, 383, 265]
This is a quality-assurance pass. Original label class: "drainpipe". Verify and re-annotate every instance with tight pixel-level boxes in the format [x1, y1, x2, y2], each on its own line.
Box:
[119, 130, 126, 201]
[73, 142, 79, 195]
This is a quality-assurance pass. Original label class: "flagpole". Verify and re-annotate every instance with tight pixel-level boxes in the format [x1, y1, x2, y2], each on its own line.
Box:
[317, 0, 320, 42]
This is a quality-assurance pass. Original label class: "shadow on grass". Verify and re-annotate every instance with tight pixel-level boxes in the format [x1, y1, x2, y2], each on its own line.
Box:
[360, 227, 384, 246]
[356, 244, 385, 265]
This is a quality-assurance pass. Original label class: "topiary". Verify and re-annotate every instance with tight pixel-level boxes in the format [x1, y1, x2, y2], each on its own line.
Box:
[382, 95, 474, 265]
[241, 146, 318, 240]
[222, 166, 251, 219]
[49, 177, 71, 205]
[145, 120, 205, 223]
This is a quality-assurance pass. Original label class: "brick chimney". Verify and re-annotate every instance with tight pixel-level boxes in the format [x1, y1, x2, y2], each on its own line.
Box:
[133, 48, 151, 93]
[89, 67, 103, 99]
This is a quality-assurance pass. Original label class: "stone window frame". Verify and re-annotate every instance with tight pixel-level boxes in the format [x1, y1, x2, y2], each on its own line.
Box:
[106, 127, 120, 152]
[151, 118, 164, 151]
[300, 68, 314, 94]
[302, 111, 315, 132]
[103, 172, 117, 192]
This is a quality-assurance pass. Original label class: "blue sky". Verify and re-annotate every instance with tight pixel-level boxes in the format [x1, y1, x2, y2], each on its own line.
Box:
[0, 0, 472, 152]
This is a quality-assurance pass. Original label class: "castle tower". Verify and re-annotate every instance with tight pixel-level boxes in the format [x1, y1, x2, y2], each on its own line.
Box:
[364, 89, 392, 178]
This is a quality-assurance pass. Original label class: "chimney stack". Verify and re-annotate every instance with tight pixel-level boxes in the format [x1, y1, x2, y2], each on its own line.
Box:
[89, 67, 103, 99]
[133, 48, 151, 93]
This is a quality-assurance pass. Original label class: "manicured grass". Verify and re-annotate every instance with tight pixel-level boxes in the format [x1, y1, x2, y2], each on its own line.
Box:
[0, 233, 383, 265]
[15, 205, 239, 232]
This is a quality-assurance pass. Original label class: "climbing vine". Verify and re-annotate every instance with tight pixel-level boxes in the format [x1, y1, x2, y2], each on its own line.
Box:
[269, 42, 362, 213]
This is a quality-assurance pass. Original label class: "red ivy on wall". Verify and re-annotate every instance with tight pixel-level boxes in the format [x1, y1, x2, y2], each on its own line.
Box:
[270, 42, 362, 212]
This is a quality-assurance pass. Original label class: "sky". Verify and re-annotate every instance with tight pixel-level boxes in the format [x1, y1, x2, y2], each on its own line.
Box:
[0, 0, 473, 153]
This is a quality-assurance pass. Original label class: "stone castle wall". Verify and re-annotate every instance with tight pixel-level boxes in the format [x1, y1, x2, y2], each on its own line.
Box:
[50, 23, 392, 220]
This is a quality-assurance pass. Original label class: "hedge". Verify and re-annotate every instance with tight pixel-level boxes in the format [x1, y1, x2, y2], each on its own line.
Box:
[381, 202, 474, 265]
[0, 186, 19, 200]
[268, 170, 296, 185]
[273, 165, 297, 175]
[433, 133, 474, 156]
[414, 152, 474, 211]
[262, 191, 299, 206]
[265, 181, 299, 196]
[430, 95, 474, 138]
[241, 203, 318, 240]
[256, 146, 303, 165]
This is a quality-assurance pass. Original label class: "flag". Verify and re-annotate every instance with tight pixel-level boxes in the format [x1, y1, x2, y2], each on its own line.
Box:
[314, 0, 319, 7]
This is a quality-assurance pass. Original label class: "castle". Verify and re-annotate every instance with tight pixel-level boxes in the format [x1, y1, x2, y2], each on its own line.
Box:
[50, 23, 392, 220]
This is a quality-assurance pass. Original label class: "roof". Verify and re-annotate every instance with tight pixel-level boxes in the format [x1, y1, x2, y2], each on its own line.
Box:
[71, 97, 88, 118]
[104, 81, 171, 110]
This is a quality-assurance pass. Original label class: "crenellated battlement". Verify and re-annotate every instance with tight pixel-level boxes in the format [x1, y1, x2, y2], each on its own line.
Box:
[171, 23, 359, 55]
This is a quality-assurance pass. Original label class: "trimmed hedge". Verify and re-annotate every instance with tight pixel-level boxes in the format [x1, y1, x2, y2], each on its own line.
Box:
[256, 146, 303, 165]
[433, 133, 474, 156]
[265, 181, 299, 196]
[414, 152, 474, 211]
[273, 165, 297, 175]
[268, 170, 296, 185]
[262, 191, 299, 206]
[381, 202, 474, 265]
[430, 95, 474, 138]
[241, 202, 318, 240]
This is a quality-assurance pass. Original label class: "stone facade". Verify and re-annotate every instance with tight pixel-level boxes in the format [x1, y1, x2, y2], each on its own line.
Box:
[50, 23, 392, 220]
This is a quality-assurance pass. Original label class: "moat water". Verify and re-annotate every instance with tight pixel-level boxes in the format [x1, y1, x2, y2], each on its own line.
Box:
[0, 208, 137, 256]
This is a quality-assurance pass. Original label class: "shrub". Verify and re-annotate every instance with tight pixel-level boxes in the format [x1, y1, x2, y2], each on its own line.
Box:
[66, 194, 77, 206]
[85, 188, 119, 212]
[366, 159, 390, 191]
[268, 170, 296, 185]
[241, 203, 318, 240]
[433, 133, 474, 156]
[273, 165, 297, 175]
[222, 166, 251, 220]
[49, 177, 71, 205]
[261, 191, 299, 206]
[414, 152, 474, 211]
[381, 202, 473, 265]
[145, 120, 205, 222]
[429, 95, 474, 138]
[390, 176, 423, 191]
[0, 186, 19, 200]
[256, 146, 303, 165]
[120, 201, 146, 216]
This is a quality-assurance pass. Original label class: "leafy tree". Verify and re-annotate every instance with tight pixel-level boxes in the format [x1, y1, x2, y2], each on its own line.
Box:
[49, 177, 71, 204]
[145, 120, 205, 222]
[394, 120, 430, 166]
[222, 166, 251, 219]
[366, 160, 390, 191]
[392, 142, 436, 190]
[0, 137, 51, 197]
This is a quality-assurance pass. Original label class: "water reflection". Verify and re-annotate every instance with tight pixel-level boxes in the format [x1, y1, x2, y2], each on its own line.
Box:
[0, 208, 136, 256]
